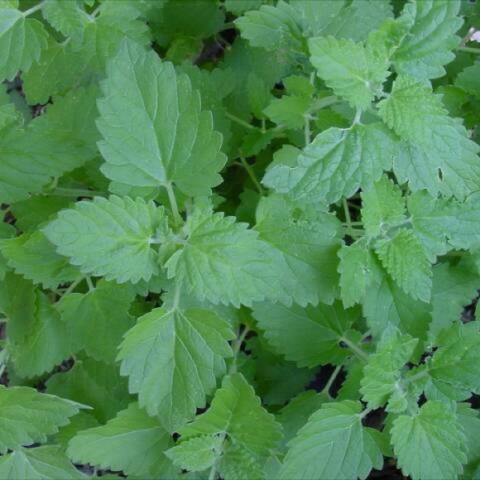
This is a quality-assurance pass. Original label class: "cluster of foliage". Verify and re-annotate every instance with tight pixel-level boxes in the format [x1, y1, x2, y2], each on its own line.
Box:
[1, 0, 480, 479]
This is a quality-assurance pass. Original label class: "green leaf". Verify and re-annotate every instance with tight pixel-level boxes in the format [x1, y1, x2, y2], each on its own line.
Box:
[337, 241, 371, 308]
[0, 385, 82, 453]
[392, 0, 463, 80]
[42, 0, 89, 41]
[166, 209, 294, 307]
[255, 194, 341, 306]
[263, 123, 397, 204]
[391, 400, 467, 480]
[280, 400, 383, 480]
[378, 75, 480, 199]
[8, 291, 78, 378]
[309, 36, 388, 110]
[264, 95, 310, 130]
[0, 9, 48, 81]
[429, 261, 479, 339]
[43, 196, 166, 284]
[46, 358, 131, 423]
[277, 391, 327, 448]
[67, 403, 175, 478]
[360, 329, 417, 411]
[56, 280, 135, 363]
[362, 255, 431, 350]
[235, 1, 305, 54]
[456, 62, 480, 100]
[118, 306, 234, 430]
[166, 435, 221, 472]
[97, 39, 226, 197]
[0, 446, 84, 480]
[375, 228, 432, 302]
[179, 373, 282, 476]
[430, 322, 480, 394]
[361, 176, 406, 237]
[0, 231, 79, 289]
[253, 301, 357, 368]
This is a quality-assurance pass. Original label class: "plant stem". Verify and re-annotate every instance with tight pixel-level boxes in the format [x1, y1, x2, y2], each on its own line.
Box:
[229, 326, 250, 374]
[343, 198, 356, 238]
[322, 365, 342, 397]
[340, 336, 369, 361]
[60, 275, 85, 299]
[23, 1, 44, 16]
[86, 276, 94, 292]
[458, 46, 480, 54]
[165, 183, 182, 227]
[304, 114, 311, 145]
[225, 112, 257, 131]
[405, 369, 430, 384]
[239, 156, 264, 195]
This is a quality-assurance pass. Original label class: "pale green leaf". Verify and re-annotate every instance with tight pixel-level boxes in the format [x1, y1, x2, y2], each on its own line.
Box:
[0, 231, 79, 289]
[46, 358, 131, 423]
[0, 446, 84, 480]
[166, 209, 294, 307]
[0, 386, 82, 453]
[8, 291, 78, 378]
[97, 39, 226, 197]
[375, 228, 432, 302]
[179, 373, 282, 474]
[360, 330, 417, 411]
[166, 435, 221, 472]
[42, 0, 89, 41]
[263, 123, 397, 204]
[43, 196, 165, 284]
[280, 401, 383, 480]
[455, 62, 480, 100]
[309, 36, 388, 109]
[391, 400, 467, 480]
[264, 95, 310, 130]
[379, 75, 480, 199]
[361, 176, 406, 237]
[67, 403, 175, 478]
[56, 280, 135, 363]
[118, 306, 234, 431]
[255, 194, 341, 306]
[253, 301, 357, 368]
[0, 9, 48, 81]
[338, 241, 371, 308]
[392, 0, 463, 80]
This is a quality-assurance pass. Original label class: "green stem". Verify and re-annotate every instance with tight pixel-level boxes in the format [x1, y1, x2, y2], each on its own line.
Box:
[165, 183, 182, 227]
[229, 326, 249, 374]
[359, 406, 374, 420]
[239, 156, 264, 195]
[322, 365, 342, 397]
[23, 1, 45, 16]
[458, 46, 480, 54]
[304, 114, 311, 145]
[225, 112, 258, 131]
[405, 369, 430, 384]
[340, 336, 369, 361]
[311, 95, 339, 112]
[86, 276, 95, 292]
[50, 187, 106, 198]
[60, 275, 85, 299]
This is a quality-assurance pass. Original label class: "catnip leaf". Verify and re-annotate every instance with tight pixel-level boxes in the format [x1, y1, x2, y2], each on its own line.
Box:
[375, 228, 432, 302]
[280, 400, 383, 480]
[379, 75, 480, 199]
[391, 400, 467, 480]
[392, 0, 463, 80]
[0, 446, 85, 480]
[178, 373, 282, 476]
[0, 386, 82, 453]
[166, 435, 221, 472]
[166, 209, 295, 307]
[255, 194, 341, 305]
[263, 123, 397, 204]
[0, 9, 48, 81]
[253, 301, 357, 367]
[309, 36, 389, 110]
[43, 196, 166, 284]
[67, 403, 176, 478]
[42, 0, 89, 41]
[97, 39, 226, 197]
[118, 306, 234, 431]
